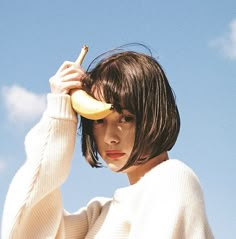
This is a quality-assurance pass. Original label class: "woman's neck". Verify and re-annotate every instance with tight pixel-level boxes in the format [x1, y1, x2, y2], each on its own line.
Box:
[125, 152, 169, 185]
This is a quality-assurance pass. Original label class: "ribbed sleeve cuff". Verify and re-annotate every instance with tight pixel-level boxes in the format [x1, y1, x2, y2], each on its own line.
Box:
[44, 94, 78, 123]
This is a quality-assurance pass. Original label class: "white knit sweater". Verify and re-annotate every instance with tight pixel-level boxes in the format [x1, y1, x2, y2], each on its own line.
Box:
[1, 94, 214, 239]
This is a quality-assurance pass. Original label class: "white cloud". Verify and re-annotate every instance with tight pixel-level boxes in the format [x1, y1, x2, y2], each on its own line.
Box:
[2, 85, 46, 122]
[210, 18, 236, 60]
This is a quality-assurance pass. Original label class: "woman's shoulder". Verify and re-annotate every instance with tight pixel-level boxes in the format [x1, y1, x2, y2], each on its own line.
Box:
[142, 159, 204, 200]
[146, 159, 199, 182]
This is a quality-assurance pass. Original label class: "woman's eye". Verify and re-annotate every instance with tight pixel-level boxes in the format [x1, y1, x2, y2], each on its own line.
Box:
[93, 119, 104, 125]
[120, 115, 135, 123]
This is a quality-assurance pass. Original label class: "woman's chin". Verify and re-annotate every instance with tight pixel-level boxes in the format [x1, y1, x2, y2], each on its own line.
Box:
[106, 163, 123, 173]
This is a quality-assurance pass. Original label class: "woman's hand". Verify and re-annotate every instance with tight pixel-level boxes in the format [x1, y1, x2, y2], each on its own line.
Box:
[49, 61, 85, 95]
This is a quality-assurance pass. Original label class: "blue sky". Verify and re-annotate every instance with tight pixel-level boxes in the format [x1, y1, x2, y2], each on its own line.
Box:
[0, 0, 235, 238]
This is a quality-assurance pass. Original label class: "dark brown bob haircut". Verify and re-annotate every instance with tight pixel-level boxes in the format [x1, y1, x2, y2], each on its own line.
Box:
[80, 45, 180, 171]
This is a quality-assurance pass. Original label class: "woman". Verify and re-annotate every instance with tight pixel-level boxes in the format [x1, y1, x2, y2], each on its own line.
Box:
[2, 46, 214, 238]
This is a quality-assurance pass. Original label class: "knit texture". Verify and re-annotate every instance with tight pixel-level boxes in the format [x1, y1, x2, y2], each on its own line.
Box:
[1, 94, 214, 239]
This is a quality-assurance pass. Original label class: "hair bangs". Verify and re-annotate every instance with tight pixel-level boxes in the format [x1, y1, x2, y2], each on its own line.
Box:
[87, 58, 137, 114]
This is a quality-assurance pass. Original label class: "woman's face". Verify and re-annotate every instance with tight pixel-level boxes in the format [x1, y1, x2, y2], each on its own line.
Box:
[93, 110, 136, 172]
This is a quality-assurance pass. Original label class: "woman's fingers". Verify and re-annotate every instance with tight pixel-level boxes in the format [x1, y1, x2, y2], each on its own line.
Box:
[60, 72, 84, 83]
[56, 61, 74, 74]
[49, 76, 82, 94]
[55, 81, 82, 95]
[59, 64, 85, 78]
[49, 61, 85, 94]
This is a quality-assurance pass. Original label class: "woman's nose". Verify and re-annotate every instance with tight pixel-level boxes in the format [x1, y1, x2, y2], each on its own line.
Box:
[104, 124, 120, 145]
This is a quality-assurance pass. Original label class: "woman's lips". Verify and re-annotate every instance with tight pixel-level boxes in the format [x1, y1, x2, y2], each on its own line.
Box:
[105, 150, 125, 159]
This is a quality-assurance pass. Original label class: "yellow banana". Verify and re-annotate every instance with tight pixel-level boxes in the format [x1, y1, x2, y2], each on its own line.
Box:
[71, 45, 113, 120]
[71, 90, 113, 120]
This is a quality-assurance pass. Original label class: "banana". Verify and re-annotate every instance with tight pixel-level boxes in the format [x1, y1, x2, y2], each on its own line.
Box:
[71, 45, 113, 120]
[71, 90, 113, 120]
[75, 45, 89, 65]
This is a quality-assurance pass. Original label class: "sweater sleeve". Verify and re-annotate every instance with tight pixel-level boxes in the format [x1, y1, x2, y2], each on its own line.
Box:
[1, 94, 106, 239]
[128, 160, 214, 239]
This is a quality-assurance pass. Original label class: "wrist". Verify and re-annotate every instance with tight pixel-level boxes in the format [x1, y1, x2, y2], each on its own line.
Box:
[45, 93, 78, 122]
